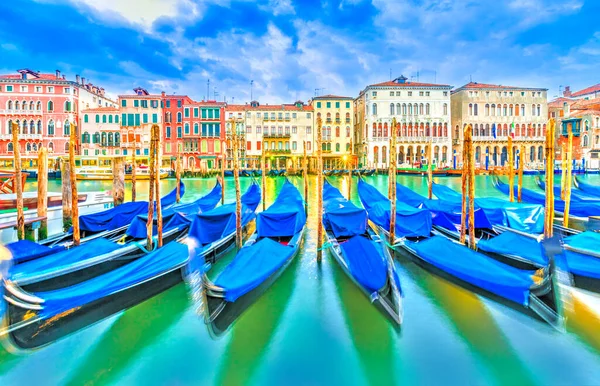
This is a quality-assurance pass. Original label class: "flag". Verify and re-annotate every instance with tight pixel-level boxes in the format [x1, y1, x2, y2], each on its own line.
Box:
[492, 123, 497, 139]
[510, 122, 515, 138]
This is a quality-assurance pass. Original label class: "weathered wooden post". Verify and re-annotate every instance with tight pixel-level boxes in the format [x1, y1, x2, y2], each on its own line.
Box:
[131, 136, 137, 202]
[427, 138, 433, 199]
[303, 141, 308, 214]
[146, 127, 156, 250]
[389, 118, 397, 242]
[112, 157, 125, 206]
[460, 125, 470, 245]
[508, 135, 514, 202]
[347, 138, 353, 200]
[69, 123, 80, 246]
[468, 126, 476, 250]
[560, 145, 566, 200]
[37, 146, 48, 240]
[544, 119, 555, 238]
[518, 145, 524, 203]
[176, 144, 181, 203]
[152, 124, 163, 248]
[221, 152, 226, 205]
[563, 124, 574, 228]
[62, 158, 72, 230]
[12, 122, 24, 240]
[316, 116, 324, 262]
[232, 118, 242, 249]
[261, 153, 267, 211]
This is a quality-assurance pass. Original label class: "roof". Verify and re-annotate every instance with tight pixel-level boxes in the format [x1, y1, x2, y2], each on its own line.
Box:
[548, 97, 575, 108]
[570, 98, 600, 110]
[570, 109, 600, 118]
[184, 100, 225, 107]
[81, 107, 119, 113]
[454, 82, 547, 92]
[312, 94, 353, 100]
[225, 103, 313, 111]
[571, 84, 600, 97]
[0, 73, 62, 80]
[369, 80, 451, 88]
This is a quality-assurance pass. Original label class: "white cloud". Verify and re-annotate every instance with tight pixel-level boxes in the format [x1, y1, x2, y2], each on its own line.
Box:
[260, 0, 295, 16]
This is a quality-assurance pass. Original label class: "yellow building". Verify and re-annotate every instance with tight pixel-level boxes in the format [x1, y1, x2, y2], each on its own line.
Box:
[311, 95, 354, 169]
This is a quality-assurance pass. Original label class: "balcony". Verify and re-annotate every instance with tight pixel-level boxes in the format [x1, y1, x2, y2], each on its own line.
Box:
[472, 135, 545, 142]
[266, 149, 291, 154]
[335, 119, 341, 124]
[264, 133, 291, 139]
[345, 119, 351, 124]
[325, 119, 332, 124]
[0, 109, 43, 115]
[0, 133, 43, 140]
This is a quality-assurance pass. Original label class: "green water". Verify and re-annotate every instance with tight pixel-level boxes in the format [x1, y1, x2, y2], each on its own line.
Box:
[2, 174, 600, 385]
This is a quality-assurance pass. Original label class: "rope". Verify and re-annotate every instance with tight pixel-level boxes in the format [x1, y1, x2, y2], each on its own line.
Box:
[317, 241, 334, 251]
[132, 236, 158, 253]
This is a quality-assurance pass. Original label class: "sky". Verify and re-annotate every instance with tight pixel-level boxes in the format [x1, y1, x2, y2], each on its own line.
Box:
[0, 0, 598, 103]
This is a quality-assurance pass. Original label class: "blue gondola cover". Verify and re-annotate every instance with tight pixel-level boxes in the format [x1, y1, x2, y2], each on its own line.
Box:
[339, 235, 387, 293]
[126, 181, 221, 238]
[5, 240, 66, 264]
[575, 178, 600, 198]
[358, 180, 432, 238]
[323, 181, 367, 237]
[407, 236, 535, 305]
[477, 232, 548, 266]
[257, 180, 306, 237]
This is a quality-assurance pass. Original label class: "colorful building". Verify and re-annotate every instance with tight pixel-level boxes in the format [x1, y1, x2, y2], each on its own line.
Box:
[311, 95, 354, 169]
[80, 107, 121, 167]
[451, 82, 548, 168]
[355, 75, 452, 168]
[180, 100, 225, 171]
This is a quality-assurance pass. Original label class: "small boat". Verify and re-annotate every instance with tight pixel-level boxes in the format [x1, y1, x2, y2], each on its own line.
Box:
[240, 170, 252, 177]
[573, 175, 600, 198]
[267, 169, 278, 177]
[277, 169, 286, 176]
[76, 166, 169, 181]
[224, 171, 234, 177]
[0, 184, 262, 350]
[323, 181, 402, 325]
[534, 175, 600, 202]
[362, 169, 376, 176]
[357, 179, 562, 329]
[203, 179, 306, 336]
[324, 170, 334, 176]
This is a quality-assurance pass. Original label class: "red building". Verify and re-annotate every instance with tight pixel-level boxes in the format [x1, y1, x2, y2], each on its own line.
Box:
[160, 92, 193, 163]
[180, 101, 226, 170]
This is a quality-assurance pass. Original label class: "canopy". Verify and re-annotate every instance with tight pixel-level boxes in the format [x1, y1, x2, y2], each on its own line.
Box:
[9, 238, 122, 283]
[565, 231, 600, 251]
[407, 236, 535, 305]
[257, 180, 306, 238]
[34, 241, 188, 319]
[477, 232, 548, 267]
[323, 181, 367, 238]
[188, 183, 261, 246]
[494, 178, 600, 218]
[536, 177, 600, 202]
[339, 235, 387, 293]
[79, 182, 186, 233]
[6, 240, 65, 265]
[125, 181, 222, 239]
[358, 180, 432, 238]
[575, 177, 600, 198]
[215, 237, 295, 302]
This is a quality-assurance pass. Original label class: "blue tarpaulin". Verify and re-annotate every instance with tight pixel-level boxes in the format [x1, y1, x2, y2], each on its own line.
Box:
[323, 181, 367, 237]
[80, 182, 186, 233]
[407, 236, 535, 305]
[339, 235, 387, 294]
[477, 232, 548, 267]
[188, 183, 261, 246]
[34, 241, 188, 319]
[9, 238, 122, 283]
[494, 178, 600, 218]
[257, 180, 306, 238]
[575, 178, 600, 198]
[125, 181, 221, 238]
[566, 231, 600, 250]
[215, 237, 294, 302]
[6, 240, 66, 264]
[358, 180, 432, 238]
[536, 178, 600, 202]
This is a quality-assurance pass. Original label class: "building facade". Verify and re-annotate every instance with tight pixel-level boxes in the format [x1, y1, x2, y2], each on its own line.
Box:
[80, 107, 121, 167]
[451, 82, 548, 168]
[180, 101, 225, 170]
[311, 95, 354, 169]
[355, 76, 452, 168]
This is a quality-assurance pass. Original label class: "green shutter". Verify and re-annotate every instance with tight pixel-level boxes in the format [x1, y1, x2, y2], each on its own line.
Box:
[317, 102, 321, 108]
[201, 109, 207, 119]
[143, 114, 148, 123]
[121, 99, 126, 107]
[152, 114, 157, 123]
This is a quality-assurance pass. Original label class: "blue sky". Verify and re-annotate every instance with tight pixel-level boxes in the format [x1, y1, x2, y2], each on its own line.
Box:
[1, 0, 598, 103]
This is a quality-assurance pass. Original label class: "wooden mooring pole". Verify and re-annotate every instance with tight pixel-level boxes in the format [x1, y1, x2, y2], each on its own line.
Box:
[62, 158, 72, 231]
[152, 124, 163, 248]
[467, 126, 476, 250]
[563, 124, 573, 228]
[232, 118, 242, 249]
[389, 118, 397, 242]
[131, 136, 137, 202]
[460, 124, 470, 245]
[37, 146, 48, 240]
[112, 157, 125, 206]
[508, 135, 514, 203]
[303, 141, 308, 214]
[428, 138, 433, 199]
[146, 127, 156, 250]
[261, 153, 267, 211]
[12, 122, 24, 240]
[69, 123, 80, 246]
[544, 119, 556, 238]
[221, 153, 226, 205]
[176, 144, 181, 203]
[347, 138, 353, 200]
[316, 116, 324, 262]
[560, 145, 566, 201]
[518, 145, 524, 203]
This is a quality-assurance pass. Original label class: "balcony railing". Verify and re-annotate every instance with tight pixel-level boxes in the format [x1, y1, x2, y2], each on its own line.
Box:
[0, 109, 43, 115]
[335, 119, 341, 124]
[264, 133, 291, 139]
[265, 149, 291, 154]
[472, 135, 545, 142]
[0, 133, 43, 140]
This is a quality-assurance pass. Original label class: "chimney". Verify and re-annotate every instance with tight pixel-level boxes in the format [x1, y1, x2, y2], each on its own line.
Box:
[161, 91, 166, 97]
[76, 74, 81, 84]
[62, 75, 66, 80]
[82, 77, 86, 85]
[564, 86, 572, 97]
[55, 69, 61, 79]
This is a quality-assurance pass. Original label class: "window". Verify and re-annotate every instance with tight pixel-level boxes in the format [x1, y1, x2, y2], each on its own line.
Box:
[134, 100, 139, 107]
[151, 100, 158, 108]
[177, 126, 182, 138]
[390, 91, 394, 96]
[208, 109, 214, 119]
[109, 115, 113, 124]
[121, 99, 127, 107]
[142, 114, 148, 124]
[64, 87, 70, 94]
[443, 103, 448, 115]
[473, 104, 478, 116]
[316, 102, 321, 108]
[372, 91, 377, 97]
[346, 127, 350, 137]
[372, 103, 377, 115]
[390, 103, 395, 115]
[408, 91, 412, 96]
[419, 91, 424, 96]
[48, 120, 54, 135]
[177, 100, 182, 108]
[6, 85, 13, 92]
[21, 85, 28, 92]
[425, 92, 430, 96]
[184, 108, 190, 118]
[64, 120, 70, 135]
[84, 114, 89, 123]
[177, 112, 182, 122]
[194, 123, 199, 134]
[102, 115, 107, 123]
[141, 100, 148, 108]
[64, 100, 72, 112]
[166, 100, 171, 108]
[185, 123, 190, 134]
[307, 113, 311, 119]
[166, 126, 171, 138]
[426, 103, 430, 115]
[47, 86, 54, 93]
[306, 126, 312, 134]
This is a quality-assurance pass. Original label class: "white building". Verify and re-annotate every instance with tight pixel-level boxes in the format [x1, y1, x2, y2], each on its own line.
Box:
[355, 75, 452, 168]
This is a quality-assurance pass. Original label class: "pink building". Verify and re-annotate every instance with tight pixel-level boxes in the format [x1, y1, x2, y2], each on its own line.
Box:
[80, 107, 121, 167]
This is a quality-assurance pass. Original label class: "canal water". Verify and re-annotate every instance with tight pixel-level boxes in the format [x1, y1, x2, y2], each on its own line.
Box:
[2, 174, 600, 385]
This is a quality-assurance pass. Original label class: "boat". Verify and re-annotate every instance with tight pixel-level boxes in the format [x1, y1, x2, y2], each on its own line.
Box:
[534, 175, 600, 202]
[362, 169, 376, 176]
[76, 166, 170, 181]
[322, 180, 402, 325]
[357, 179, 562, 328]
[573, 175, 600, 198]
[203, 179, 306, 336]
[0, 184, 262, 350]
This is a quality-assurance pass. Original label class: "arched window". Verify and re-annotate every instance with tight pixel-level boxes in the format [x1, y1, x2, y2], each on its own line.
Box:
[109, 115, 113, 124]
[383, 123, 388, 137]
[7, 119, 12, 134]
[473, 103, 478, 116]
[515, 104, 520, 116]
[335, 126, 340, 137]
[443, 103, 448, 115]
[537, 104, 541, 116]
[7, 143, 13, 152]
[48, 120, 55, 135]
[201, 140, 208, 152]
[115, 115, 119, 124]
[382, 146, 387, 164]
[84, 114, 89, 123]
[15, 101, 20, 110]
[335, 143, 340, 152]
[509, 104, 514, 115]
[372, 103, 377, 115]
[93, 133, 100, 144]
[403, 104, 407, 115]
[108, 132, 114, 145]
[102, 115, 107, 123]
[490, 104, 495, 116]
[184, 123, 190, 134]
[26, 143, 31, 152]
[29, 120, 35, 134]
[372, 123, 377, 138]
[82, 132, 90, 143]
[7, 100, 13, 110]
[373, 146, 379, 164]
[485, 104, 490, 116]
[468, 103, 473, 115]
[32, 143, 37, 151]
[177, 112, 182, 122]
[65, 143, 70, 152]
[37, 120, 42, 134]
[29, 101, 34, 110]
[115, 133, 120, 145]
[346, 126, 350, 137]
[194, 123, 199, 134]
[37, 101, 42, 111]
[503, 104, 507, 116]
[95, 114, 100, 123]
[531, 104, 536, 116]
[419, 103, 424, 115]
[390, 103, 395, 115]
[583, 135, 589, 147]
[335, 112, 340, 122]
[21, 120, 27, 133]
[48, 142, 53, 152]
[64, 120, 70, 136]
[64, 100, 71, 112]
[426, 103, 430, 115]
[396, 103, 401, 115]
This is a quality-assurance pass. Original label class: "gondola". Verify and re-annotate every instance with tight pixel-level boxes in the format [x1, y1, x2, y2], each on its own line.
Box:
[224, 170, 234, 177]
[267, 169, 279, 177]
[357, 179, 562, 329]
[362, 169, 376, 176]
[322, 181, 402, 325]
[0, 184, 262, 350]
[534, 175, 600, 202]
[241, 170, 252, 177]
[324, 170, 335, 176]
[203, 179, 306, 336]
[573, 175, 600, 198]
